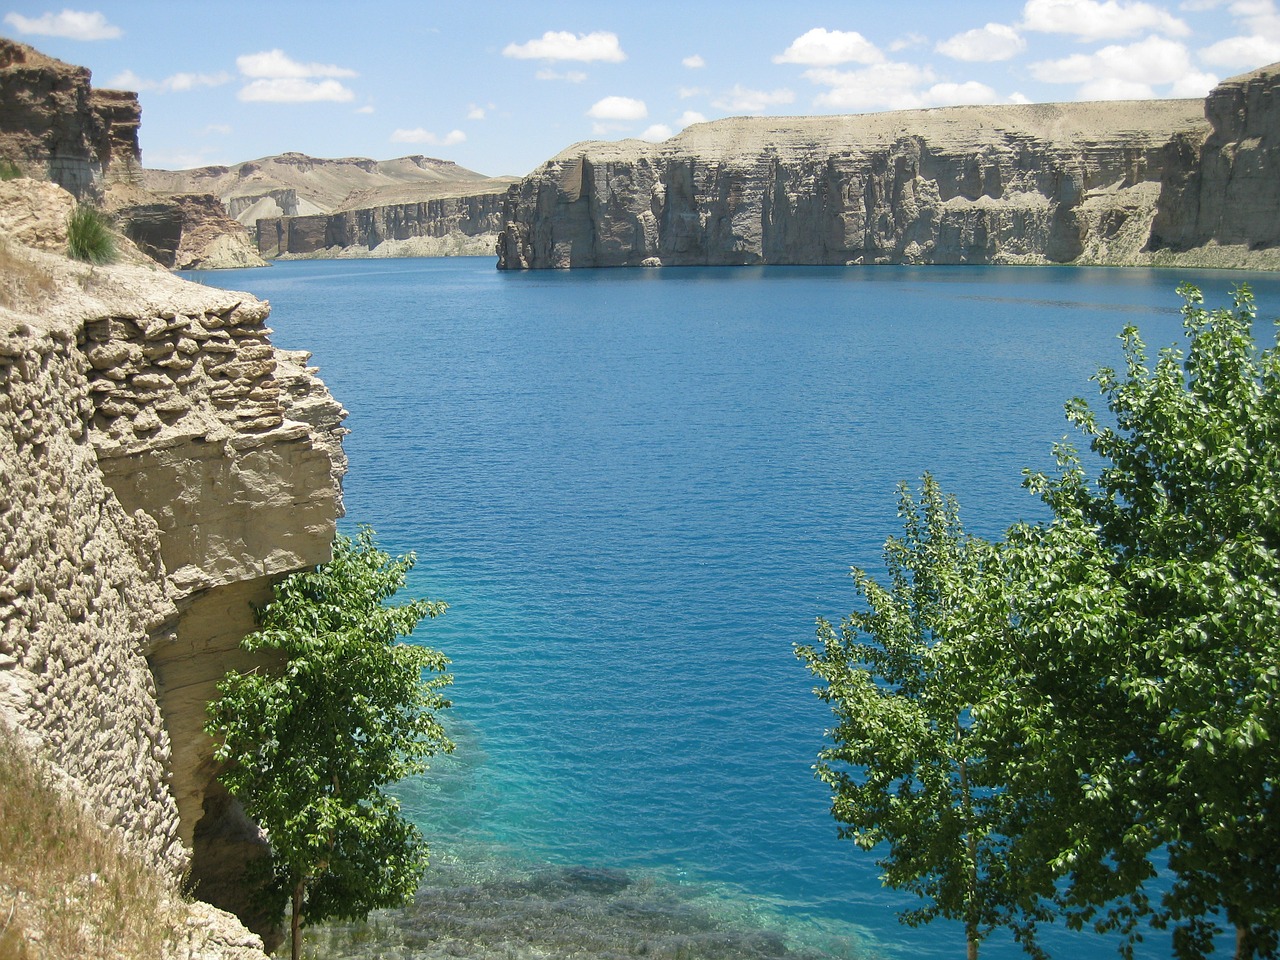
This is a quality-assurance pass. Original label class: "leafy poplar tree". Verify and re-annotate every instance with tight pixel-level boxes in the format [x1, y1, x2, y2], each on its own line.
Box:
[206, 527, 453, 960]
[1024, 285, 1280, 959]
[798, 475, 1050, 960]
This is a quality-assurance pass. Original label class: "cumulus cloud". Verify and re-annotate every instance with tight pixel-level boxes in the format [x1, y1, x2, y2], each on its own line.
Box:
[1200, 33, 1280, 67]
[1021, 0, 1191, 40]
[1200, 0, 1280, 68]
[3, 9, 120, 40]
[239, 79, 355, 103]
[234, 49, 357, 103]
[467, 103, 487, 120]
[1030, 35, 1194, 88]
[682, 54, 706, 68]
[712, 84, 795, 112]
[677, 110, 707, 127]
[535, 68, 588, 82]
[805, 61, 937, 110]
[1168, 70, 1221, 96]
[641, 124, 673, 141]
[774, 27, 883, 66]
[586, 96, 648, 121]
[390, 128, 466, 146]
[110, 68, 233, 93]
[236, 49, 357, 79]
[503, 30, 626, 62]
[937, 23, 1026, 61]
[889, 32, 929, 52]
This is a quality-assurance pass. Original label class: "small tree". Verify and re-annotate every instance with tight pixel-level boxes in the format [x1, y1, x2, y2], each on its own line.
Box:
[206, 527, 453, 960]
[1025, 285, 1280, 959]
[798, 475, 1047, 960]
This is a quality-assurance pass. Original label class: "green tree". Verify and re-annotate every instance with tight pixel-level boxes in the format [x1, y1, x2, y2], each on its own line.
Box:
[205, 527, 453, 960]
[798, 475, 1050, 960]
[1024, 285, 1280, 959]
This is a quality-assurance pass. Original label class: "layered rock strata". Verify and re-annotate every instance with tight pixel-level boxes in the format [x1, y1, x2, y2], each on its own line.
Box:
[0, 38, 140, 198]
[496, 73, 1280, 270]
[256, 184, 511, 258]
[1, 184, 346, 950]
[113, 191, 269, 269]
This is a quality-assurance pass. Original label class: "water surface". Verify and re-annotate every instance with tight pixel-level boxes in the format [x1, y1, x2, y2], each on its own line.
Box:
[189, 260, 1280, 959]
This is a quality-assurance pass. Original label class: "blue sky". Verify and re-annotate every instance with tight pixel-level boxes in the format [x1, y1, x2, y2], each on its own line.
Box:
[2, 1, 1276, 177]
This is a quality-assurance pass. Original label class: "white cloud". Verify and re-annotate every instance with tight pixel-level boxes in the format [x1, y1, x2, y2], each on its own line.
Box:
[201, 123, 232, 136]
[805, 62, 937, 110]
[1169, 70, 1221, 95]
[678, 86, 707, 99]
[390, 128, 466, 146]
[922, 81, 1002, 105]
[467, 103, 487, 120]
[1009, 91, 1033, 103]
[889, 33, 929, 52]
[3, 9, 120, 40]
[587, 95, 648, 120]
[238, 78, 355, 103]
[712, 84, 795, 112]
[676, 110, 707, 127]
[774, 27, 883, 66]
[1200, 33, 1280, 66]
[535, 68, 588, 82]
[503, 30, 626, 62]
[109, 68, 232, 93]
[1079, 77, 1157, 98]
[682, 54, 706, 69]
[937, 23, 1026, 61]
[1021, 0, 1190, 40]
[356, 104, 375, 114]
[1030, 35, 1194, 86]
[641, 124, 673, 141]
[236, 49, 357, 79]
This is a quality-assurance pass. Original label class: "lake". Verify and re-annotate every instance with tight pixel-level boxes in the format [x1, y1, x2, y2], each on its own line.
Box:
[187, 259, 1280, 960]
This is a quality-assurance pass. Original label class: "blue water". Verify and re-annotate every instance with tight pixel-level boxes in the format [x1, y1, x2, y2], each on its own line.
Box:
[188, 260, 1280, 959]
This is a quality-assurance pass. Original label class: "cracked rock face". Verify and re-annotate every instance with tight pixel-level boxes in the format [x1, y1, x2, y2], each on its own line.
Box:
[494, 85, 1280, 269]
[1, 183, 346, 951]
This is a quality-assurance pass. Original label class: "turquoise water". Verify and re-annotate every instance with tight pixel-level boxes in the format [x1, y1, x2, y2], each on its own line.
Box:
[190, 260, 1280, 959]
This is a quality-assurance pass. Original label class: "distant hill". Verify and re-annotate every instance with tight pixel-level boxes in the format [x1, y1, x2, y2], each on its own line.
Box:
[143, 152, 513, 226]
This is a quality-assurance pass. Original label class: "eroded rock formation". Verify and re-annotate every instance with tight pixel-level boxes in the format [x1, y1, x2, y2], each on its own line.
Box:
[0, 38, 140, 198]
[497, 66, 1280, 270]
[1, 181, 346, 953]
[111, 191, 269, 270]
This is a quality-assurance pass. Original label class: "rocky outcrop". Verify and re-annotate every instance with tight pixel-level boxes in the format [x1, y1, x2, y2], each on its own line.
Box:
[1148, 62, 1280, 257]
[0, 38, 140, 198]
[1, 181, 346, 952]
[496, 93, 1250, 269]
[112, 191, 269, 270]
[256, 184, 512, 258]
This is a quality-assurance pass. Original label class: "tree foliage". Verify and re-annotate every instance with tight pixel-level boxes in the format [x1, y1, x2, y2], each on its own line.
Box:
[206, 527, 453, 960]
[804, 286, 1280, 959]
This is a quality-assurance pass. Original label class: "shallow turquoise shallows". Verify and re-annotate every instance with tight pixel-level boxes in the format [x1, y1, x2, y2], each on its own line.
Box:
[188, 260, 1280, 960]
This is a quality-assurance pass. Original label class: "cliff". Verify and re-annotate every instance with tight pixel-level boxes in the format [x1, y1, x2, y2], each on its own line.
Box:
[0, 38, 139, 197]
[496, 69, 1280, 270]
[256, 180, 514, 258]
[144, 152, 515, 259]
[1, 180, 345, 954]
[0, 38, 264, 271]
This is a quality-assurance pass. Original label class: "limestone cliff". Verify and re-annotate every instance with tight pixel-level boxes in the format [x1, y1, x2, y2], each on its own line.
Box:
[496, 71, 1280, 270]
[1, 181, 345, 953]
[110, 190, 269, 270]
[0, 38, 140, 198]
[256, 181, 514, 258]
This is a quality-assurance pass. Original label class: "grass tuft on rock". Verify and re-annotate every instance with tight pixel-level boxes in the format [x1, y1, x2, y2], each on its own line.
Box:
[0, 158, 21, 181]
[66, 203, 116, 265]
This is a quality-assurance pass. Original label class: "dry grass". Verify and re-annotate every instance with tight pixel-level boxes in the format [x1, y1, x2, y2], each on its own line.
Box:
[0, 240, 56, 312]
[0, 728, 187, 960]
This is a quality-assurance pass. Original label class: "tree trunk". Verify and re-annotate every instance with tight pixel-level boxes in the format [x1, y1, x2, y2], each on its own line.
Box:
[1235, 924, 1253, 960]
[291, 880, 304, 960]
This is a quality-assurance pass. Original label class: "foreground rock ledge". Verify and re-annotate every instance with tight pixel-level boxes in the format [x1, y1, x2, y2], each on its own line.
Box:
[1, 230, 346, 953]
